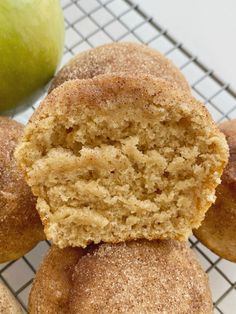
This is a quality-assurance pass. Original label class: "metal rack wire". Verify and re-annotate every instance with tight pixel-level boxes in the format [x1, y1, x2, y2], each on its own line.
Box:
[1, 0, 236, 312]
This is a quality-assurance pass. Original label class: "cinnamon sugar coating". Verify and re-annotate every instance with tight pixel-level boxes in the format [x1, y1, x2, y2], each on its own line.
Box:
[0, 117, 45, 262]
[29, 240, 213, 314]
[49, 42, 190, 93]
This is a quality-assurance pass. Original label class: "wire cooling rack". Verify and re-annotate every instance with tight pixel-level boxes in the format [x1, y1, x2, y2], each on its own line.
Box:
[1, 0, 236, 313]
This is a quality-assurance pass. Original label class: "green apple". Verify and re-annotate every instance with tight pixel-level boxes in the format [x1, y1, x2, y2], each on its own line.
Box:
[0, 0, 64, 112]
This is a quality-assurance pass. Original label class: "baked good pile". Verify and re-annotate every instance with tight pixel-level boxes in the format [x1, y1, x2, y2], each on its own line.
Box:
[1, 42, 235, 313]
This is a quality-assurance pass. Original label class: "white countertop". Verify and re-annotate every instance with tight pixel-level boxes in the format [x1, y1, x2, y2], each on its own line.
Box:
[133, 0, 236, 90]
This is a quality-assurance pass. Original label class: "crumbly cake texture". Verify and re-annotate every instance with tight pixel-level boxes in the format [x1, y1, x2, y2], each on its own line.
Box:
[15, 74, 228, 248]
[0, 283, 23, 314]
[0, 117, 45, 263]
[29, 240, 213, 314]
[194, 119, 236, 262]
[49, 42, 190, 93]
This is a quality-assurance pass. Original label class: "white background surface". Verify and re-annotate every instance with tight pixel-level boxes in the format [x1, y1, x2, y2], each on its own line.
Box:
[133, 0, 236, 90]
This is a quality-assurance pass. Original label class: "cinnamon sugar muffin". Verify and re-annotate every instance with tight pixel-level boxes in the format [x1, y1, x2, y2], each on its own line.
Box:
[194, 119, 236, 262]
[0, 283, 22, 314]
[49, 42, 190, 93]
[16, 74, 228, 248]
[29, 240, 213, 314]
[0, 117, 45, 262]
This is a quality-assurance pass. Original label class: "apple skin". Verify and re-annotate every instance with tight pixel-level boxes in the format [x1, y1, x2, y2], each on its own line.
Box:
[0, 0, 65, 112]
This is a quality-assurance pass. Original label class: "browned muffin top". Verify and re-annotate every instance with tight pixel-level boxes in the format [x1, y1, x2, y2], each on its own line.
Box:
[49, 42, 190, 93]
